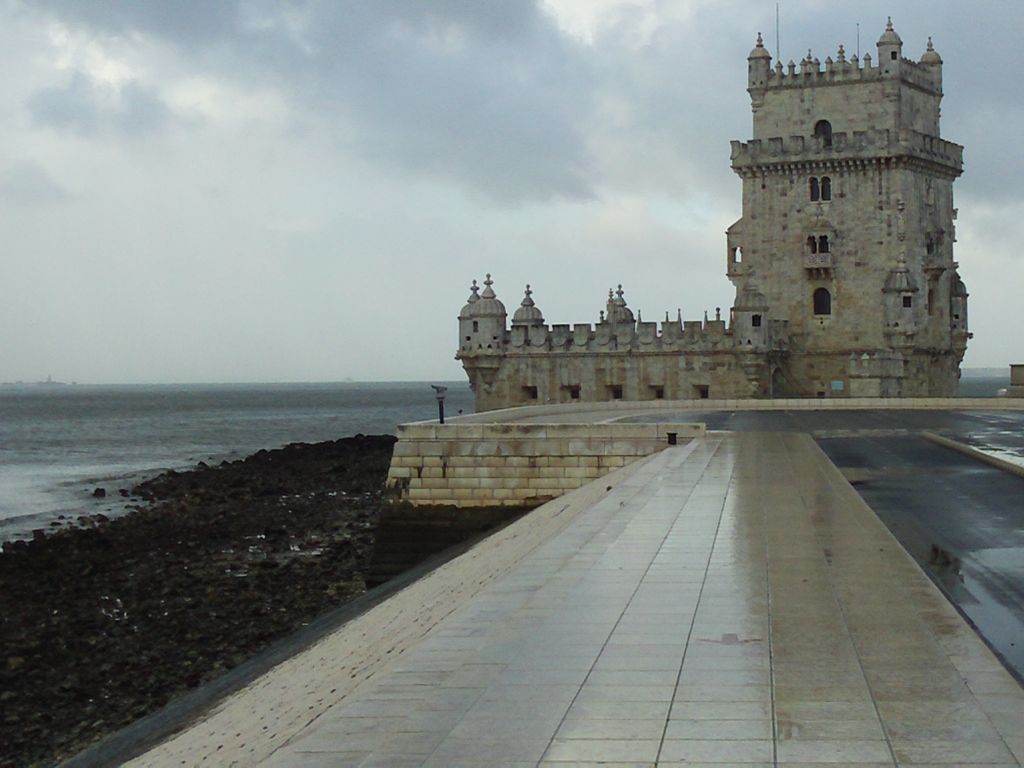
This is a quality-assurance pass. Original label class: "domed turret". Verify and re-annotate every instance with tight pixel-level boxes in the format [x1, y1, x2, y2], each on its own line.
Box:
[457, 274, 507, 355]
[459, 279, 480, 320]
[877, 17, 902, 46]
[732, 283, 770, 350]
[920, 36, 941, 66]
[734, 284, 769, 311]
[748, 32, 772, 93]
[474, 273, 507, 317]
[950, 271, 969, 335]
[883, 256, 919, 335]
[605, 285, 635, 325]
[877, 17, 903, 74]
[883, 257, 918, 294]
[748, 31, 771, 60]
[512, 284, 545, 326]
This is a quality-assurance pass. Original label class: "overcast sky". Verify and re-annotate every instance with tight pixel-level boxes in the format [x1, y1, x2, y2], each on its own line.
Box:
[2, 0, 1021, 383]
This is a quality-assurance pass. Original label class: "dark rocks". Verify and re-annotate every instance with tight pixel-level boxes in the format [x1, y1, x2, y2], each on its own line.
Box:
[92, 488, 106, 498]
[0, 435, 398, 767]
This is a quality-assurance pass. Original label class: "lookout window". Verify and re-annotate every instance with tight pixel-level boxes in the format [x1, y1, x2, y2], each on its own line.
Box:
[651, 385, 665, 399]
[814, 120, 833, 148]
[807, 236, 818, 254]
[813, 287, 832, 315]
[818, 235, 830, 253]
[891, 50, 898, 60]
[564, 384, 581, 400]
[809, 177, 820, 201]
[903, 295, 913, 308]
[821, 176, 831, 200]
[608, 385, 623, 400]
[472, 321, 479, 332]
[522, 386, 538, 400]
[751, 314, 762, 327]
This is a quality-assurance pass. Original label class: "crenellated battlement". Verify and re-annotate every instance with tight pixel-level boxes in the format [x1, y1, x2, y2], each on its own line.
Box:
[730, 129, 962, 174]
[758, 53, 940, 95]
[463, 305, 789, 357]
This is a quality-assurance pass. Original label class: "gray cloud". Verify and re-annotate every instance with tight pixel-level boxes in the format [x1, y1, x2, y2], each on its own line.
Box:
[0, 162, 71, 206]
[27, 72, 169, 136]
[25, 1, 597, 203]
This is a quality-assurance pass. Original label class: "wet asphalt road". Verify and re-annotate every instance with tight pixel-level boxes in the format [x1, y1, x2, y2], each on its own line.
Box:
[817, 433, 1024, 682]
[626, 409, 1024, 680]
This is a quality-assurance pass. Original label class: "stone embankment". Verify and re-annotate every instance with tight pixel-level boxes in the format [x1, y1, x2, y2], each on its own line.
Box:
[386, 421, 704, 506]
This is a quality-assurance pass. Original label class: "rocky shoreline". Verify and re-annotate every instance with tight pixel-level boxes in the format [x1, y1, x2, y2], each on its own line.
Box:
[0, 434, 468, 767]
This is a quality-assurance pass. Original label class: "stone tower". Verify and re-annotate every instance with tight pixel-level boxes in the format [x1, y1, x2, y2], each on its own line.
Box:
[728, 21, 969, 396]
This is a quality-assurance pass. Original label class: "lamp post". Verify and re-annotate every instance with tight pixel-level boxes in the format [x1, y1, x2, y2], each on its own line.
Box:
[430, 385, 448, 424]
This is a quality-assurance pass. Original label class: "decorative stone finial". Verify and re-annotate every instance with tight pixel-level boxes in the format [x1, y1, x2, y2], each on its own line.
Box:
[521, 284, 534, 306]
[481, 273, 497, 299]
[837, 44, 846, 62]
[637, 310, 642, 322]
[927, 36, 934, 52]
[756, 32, 764, 47]
[716, 307, 722, 321]
[886, 16, 893, 31]
[467, 279, 480, 302]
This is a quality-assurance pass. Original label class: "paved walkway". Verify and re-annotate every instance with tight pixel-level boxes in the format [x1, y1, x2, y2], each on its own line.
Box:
[137, 433, 1024, 766]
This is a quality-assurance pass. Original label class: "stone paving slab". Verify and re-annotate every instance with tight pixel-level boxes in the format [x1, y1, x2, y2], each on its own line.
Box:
[134, 433, 1024, 767]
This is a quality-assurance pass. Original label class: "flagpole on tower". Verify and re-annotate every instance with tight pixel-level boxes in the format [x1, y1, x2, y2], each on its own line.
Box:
[775, 3, 780, 61]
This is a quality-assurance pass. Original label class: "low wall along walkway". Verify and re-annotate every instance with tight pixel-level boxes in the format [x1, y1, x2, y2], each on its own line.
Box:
[386, 422, 704, 507]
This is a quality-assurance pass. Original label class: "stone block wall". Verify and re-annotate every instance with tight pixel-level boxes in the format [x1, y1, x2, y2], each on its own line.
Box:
[386, 422, 704, 507]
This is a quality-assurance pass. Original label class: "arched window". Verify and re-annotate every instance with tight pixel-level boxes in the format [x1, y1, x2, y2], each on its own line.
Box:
[807, 236, 817, 254]
[814, 120, 833, 147]
[818, 235, 830, 253]
[821, 176, 831, 201]
[809, 177, 820, 201]
[813, 287, 832, 315]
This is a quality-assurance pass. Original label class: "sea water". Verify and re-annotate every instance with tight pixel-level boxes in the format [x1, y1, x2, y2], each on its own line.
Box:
[0, 382, 474, 542]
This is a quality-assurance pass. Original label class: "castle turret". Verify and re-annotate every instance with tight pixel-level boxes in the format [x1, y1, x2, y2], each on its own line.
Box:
[511, 285, 545, 327]
[605, 285, 635, 326]
[919, 37, 943, 90]
[458, 279, 480, 354]
[950, 272, 969, 336]
[459, 274, 506, 353]
[732, 283, 770, 350]
[747, 32, 772, 107]
[877, 17, 903, 75]
[883, 256, 920, 340]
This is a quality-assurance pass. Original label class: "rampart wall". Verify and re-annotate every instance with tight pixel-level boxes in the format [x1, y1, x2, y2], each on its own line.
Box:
[386, 422, 704, 507]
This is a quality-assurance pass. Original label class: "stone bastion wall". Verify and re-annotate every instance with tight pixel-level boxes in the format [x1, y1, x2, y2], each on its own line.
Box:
[386, 422, 704, 507]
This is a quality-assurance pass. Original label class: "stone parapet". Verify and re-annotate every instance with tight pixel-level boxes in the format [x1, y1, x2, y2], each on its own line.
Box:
[1006, 364, 1024, 398]
[730, 129, 963, 174]
[386, 422, 704, 507]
